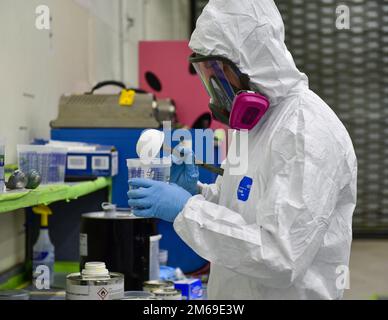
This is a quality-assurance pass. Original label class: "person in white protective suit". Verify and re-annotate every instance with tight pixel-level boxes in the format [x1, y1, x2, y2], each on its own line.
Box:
[128, 0, 357, 300]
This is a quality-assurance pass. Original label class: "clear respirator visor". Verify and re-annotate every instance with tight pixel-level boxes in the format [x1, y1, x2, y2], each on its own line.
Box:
[189, 54, 250, 112]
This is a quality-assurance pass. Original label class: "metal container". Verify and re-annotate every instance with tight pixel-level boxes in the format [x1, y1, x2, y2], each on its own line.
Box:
[80, 209, 156, 291]
[153, 288, 182, 300]
[121, 291, 158, 300]
[66, 272, 124, 300]
[153, 98, 176, 125]
[51, 91, 160, 129]
[143, 280, 175, 293]
[0, 290, 30, 300]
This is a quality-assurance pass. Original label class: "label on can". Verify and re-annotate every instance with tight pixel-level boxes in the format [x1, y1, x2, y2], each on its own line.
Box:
[79, 233, 88, 257]
[66, 283, 123, 300]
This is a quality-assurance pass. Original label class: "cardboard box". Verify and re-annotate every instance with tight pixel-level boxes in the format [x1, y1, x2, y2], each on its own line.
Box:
[47, 141, 118, 177]
[66, 148, 118, 177]
[174, 279, 203, 300]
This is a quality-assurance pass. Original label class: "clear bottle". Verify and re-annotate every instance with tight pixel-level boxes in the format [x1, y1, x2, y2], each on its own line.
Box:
[32, 205, 55, 288]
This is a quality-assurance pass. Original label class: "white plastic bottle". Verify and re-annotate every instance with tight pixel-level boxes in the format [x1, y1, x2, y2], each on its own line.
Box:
[32, 205, 55, 288]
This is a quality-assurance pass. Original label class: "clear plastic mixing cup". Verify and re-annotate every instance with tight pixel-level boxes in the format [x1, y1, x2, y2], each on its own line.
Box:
[127, 157, 171, 190]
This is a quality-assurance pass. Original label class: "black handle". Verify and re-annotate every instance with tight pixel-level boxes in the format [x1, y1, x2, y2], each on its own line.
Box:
[89, 81, 127, 94]
[88, 81, 150, 95]
[197, 162, 224, 176]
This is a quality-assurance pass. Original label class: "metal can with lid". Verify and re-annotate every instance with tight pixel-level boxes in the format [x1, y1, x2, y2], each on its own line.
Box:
[0, 290, 30, 300]
[80, 207, 156, 291]
[143, 280, 175, 293]
[120, 291, 159, 300]
[66, 262, 124, 300]
[153, 288, 182, 300]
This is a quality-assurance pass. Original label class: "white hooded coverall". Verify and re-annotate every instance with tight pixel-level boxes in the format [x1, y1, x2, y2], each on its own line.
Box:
[173, 0, 357, 300]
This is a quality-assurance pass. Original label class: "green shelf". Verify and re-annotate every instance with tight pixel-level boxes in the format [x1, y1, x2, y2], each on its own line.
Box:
[0, 177, 111, 213]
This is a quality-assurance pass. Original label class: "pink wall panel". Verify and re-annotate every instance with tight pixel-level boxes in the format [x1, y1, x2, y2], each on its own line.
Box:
[139, 40, 224, 130]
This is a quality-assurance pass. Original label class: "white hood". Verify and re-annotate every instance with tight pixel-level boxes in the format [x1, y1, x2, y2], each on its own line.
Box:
[189, 0, 309, 105]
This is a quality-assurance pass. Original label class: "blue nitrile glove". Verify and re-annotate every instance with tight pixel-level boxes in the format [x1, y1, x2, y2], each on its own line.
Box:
[170, 146, 199, 195]
[127, 178, 192, 223]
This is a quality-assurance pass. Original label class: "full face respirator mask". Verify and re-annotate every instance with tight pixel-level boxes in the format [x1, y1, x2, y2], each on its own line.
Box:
[189, 53, 270, 131]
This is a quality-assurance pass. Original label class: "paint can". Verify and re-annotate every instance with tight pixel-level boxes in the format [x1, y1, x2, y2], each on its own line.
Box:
[153, 288, 182, 300]
[66, 262, 124, 300]
[143, 280, 175, 293]
[0, 290, 30, 300]
[80, 207, 157, 291]
[121, 291, 159, 300]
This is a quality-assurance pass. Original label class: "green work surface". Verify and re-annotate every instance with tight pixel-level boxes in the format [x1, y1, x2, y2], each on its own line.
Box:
[0, 177, 111, 213]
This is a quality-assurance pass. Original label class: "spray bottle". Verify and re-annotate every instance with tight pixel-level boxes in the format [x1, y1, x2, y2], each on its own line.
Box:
[32, 205, 55, 287]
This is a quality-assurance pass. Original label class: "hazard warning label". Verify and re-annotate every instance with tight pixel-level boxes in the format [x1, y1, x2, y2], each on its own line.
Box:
[97, 287, 109, 300]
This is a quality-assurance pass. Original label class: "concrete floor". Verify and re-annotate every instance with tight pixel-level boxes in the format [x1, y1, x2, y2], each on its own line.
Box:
[344, 240, 388, 300]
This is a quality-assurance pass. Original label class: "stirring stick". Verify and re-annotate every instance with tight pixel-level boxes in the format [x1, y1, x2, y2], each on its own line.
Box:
[164, 137, 224, 176]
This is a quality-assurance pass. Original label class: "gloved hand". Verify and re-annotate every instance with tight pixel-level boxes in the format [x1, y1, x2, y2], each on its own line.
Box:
[170, 146, 199, 195]
[127, 178, 192, 223]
